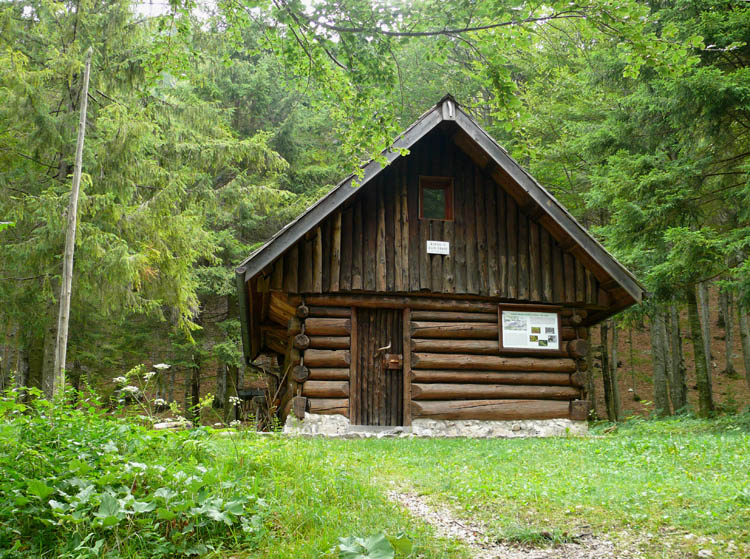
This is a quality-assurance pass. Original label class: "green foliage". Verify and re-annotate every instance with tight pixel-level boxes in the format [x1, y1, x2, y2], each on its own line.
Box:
[0, 387, 268, 558]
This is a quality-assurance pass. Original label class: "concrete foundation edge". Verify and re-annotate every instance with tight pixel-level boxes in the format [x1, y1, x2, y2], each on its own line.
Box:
[283, 413, 588, 438]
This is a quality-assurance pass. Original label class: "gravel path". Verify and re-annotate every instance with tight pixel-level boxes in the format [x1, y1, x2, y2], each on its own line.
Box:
[388, 491, 643, 559]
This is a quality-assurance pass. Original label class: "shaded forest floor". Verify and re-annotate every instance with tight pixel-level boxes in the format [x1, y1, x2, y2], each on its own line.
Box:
[590, 291, 750, 419]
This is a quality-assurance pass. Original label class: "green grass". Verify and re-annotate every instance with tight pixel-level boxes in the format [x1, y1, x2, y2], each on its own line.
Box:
[318, 416, 750, 558]
[3, 387, 748, 558]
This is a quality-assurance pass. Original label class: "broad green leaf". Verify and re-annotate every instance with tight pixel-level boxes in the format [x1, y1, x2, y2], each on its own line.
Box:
[27, 480, 55, 500]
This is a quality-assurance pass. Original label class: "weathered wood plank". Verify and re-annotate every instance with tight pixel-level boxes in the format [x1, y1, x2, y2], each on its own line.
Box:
[313, 226, 323, 293]
[331, 211, 342, 292]
[309, 306, 351, 318]
[271, 257, 283, 290]
[411, 322, 498, 339]
[284, 245, 299, 293]
[430, 220, 443, 292]
[302, 380, 349, 398]
[301, 237, 313, 293]
[400, 166, 410, 291]
[541, 228, 552, 303]
[529, 220, 541, 301]
[304, 349, 351, 368]
[410, 310, 497, 323]
[575, 259, 586, 303]
[507, 195, 518, 298]
[485, 177, 499, 296]
[454, 155, 467, 294]
[412, 353, 578, 372]
[475, 169, 489, 295]
[385, 173, 396, 292]
[403, 307, 412, 426]
[564, 252, 575, 302]
[365, 185, 378, 291]
[407, 153, 420, 291]
[518, 210, 529, 300]
[394, 169, 403, 292]
[497, 187, 507, 298]
[377, 182, 387, 292]
[340, 207, 352, 291]
[308, 336, 350, 349]
[411, 370, 573, 386]
[552, 241, 564, 303]
[304, 294, 498, 312]
[464, 165, 477, 293]
[304, 318, 351, 336]
[309, 367, 350, 381]
[352, 199, 363, 290]
[411, 399, 570, 420]
[411, 383, 581, 401]
[411, 338, 499, 354]
[308, 398, 349, 417]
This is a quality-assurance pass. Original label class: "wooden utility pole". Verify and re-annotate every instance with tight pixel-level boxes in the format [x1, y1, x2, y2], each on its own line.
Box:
[52, 48, 93, 398]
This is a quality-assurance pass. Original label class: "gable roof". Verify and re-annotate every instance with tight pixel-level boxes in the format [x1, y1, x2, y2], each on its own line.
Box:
[236, 95, 644, 309]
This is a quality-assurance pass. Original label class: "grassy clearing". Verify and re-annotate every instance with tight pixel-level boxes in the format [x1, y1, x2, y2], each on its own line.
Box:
[0, 389, 461, 559]
[325, 416, 750, 558]
[3, 387, 748, 559]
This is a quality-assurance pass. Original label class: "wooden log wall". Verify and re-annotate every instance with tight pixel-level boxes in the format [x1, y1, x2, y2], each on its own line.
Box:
[406, 305, 589, 422]
[289, 304, 353, 419]
[265, 294, 589, 424]
[264, 130, 604, 306]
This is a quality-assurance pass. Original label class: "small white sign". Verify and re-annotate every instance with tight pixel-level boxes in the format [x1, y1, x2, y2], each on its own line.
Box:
[426, 240, 450, 255]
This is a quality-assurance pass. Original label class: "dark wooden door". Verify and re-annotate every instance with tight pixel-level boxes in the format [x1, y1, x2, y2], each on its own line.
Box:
[353, 308, 404, 426]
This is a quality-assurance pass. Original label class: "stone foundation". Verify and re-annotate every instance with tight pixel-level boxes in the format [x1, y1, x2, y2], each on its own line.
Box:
[283, 413, 587, 438]
[410, 418, 587, 438]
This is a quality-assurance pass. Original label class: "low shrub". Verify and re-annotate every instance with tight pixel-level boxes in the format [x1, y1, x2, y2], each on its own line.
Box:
[0, 387, 266, 558]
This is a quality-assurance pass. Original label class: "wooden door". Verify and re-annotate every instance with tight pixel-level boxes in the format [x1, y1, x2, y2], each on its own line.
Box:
[353, 308, 404, 426]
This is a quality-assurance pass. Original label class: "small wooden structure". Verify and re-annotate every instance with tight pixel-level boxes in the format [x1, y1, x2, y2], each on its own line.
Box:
[235, 95, 644, 428]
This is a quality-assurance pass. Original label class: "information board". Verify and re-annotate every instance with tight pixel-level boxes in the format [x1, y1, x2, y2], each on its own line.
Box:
[500, 308, 560, 351]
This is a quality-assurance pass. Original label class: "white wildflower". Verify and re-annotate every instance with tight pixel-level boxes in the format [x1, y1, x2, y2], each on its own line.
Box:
[229, 396, 242, 407]
[153, 363, 171, 370]
[229, 420, 241, 428]
[154, 398, 166, 406]
[112, 376, 127, 384]
[121, 385, 139, 394]
[143, 371, 156, 381]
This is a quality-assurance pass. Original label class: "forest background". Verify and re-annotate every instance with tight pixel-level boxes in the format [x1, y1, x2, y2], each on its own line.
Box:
[1, 0, 749, 422]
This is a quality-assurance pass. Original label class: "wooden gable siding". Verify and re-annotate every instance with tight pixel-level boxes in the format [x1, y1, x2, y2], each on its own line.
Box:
[268, 130, 600, 306]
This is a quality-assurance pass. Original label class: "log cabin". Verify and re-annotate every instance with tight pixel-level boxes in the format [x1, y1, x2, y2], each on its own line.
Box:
[235, 95, 644, 435]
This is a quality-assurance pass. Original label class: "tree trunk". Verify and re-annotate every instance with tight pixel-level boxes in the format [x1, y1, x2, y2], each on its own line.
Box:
[41, 302, 58, 398]
[697, 281, 712, 374]
[668, 302, 688, 412]
[738, 306, 750, 390]
[225, 364, 239, 423]
[650, 306, 671, 416]
[609, 321, 621, 421]
[215, 364, 227, 409]
[191, 361, 200, 424]
[584, 326, 596, 418]
[53, 48, 93, 398]
[722, 289, 737, 376]
[687, 284, 714, 416]
[717, 289, 727, 329]
[600, 322, 617, 421]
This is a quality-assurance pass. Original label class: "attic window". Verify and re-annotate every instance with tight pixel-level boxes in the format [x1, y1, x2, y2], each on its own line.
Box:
[419, 176, 453, 221]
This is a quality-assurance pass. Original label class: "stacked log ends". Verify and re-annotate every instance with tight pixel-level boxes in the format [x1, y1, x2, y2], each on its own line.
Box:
[296, 304, 310, 319]
[569, 399, 590, 421]
[292, 365, 310, 383]
[292, 396, 307, 420]
[294, 333, 310, 350]
[570, 371, 585, 387]
[566, 339, 589, 359]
